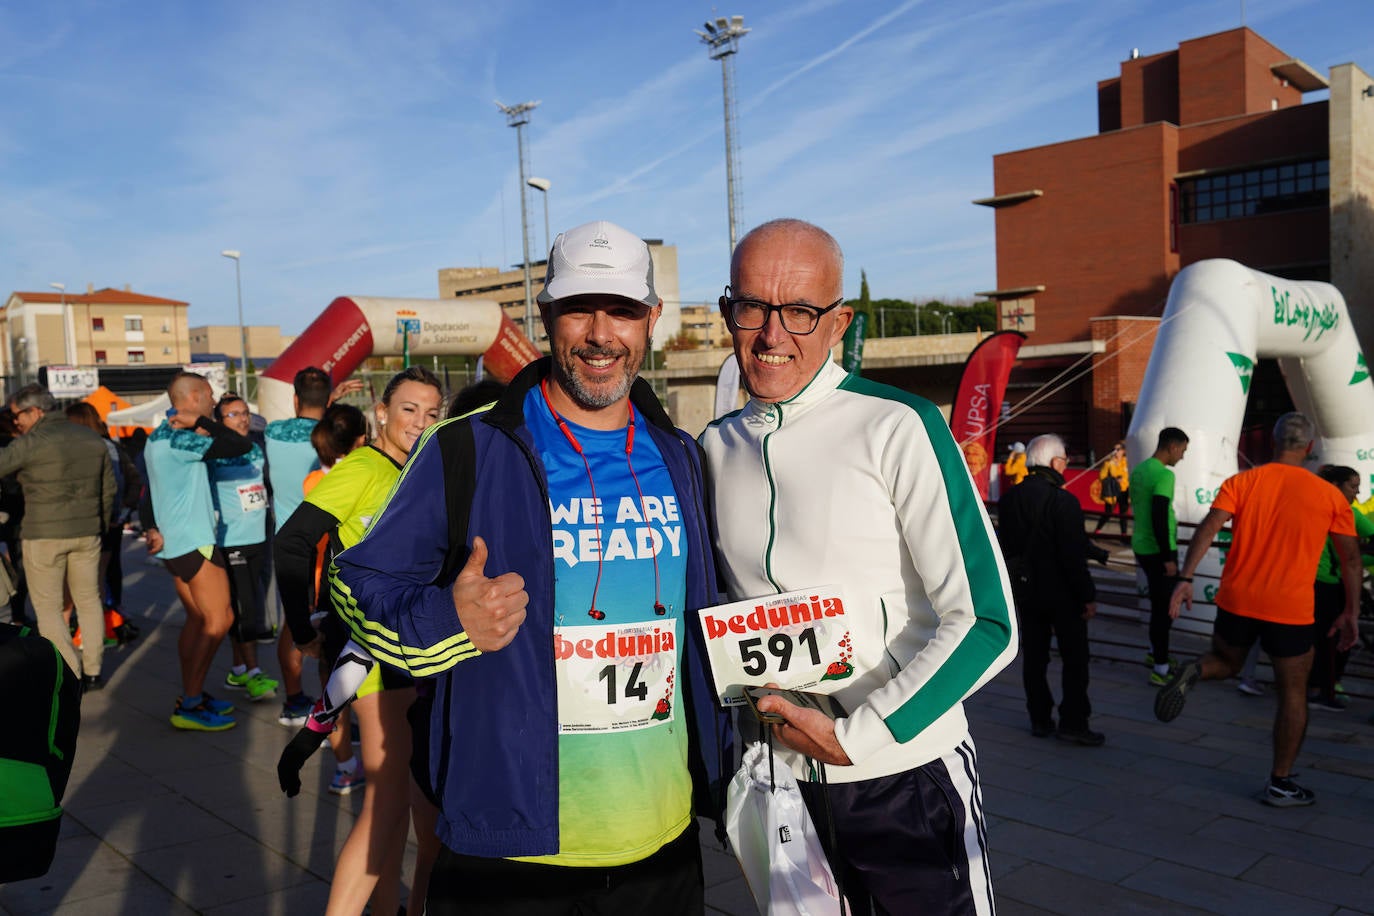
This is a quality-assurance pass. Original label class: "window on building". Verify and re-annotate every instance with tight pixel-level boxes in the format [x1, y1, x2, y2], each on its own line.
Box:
[127, 348, 145, 363]
[94, 350, 107, 364]
[125, 317, 143, 331]
[1179, 159, 1328, 225]
[92, 317, 105, 332]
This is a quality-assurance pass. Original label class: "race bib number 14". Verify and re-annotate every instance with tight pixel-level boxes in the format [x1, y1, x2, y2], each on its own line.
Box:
[553, 621, 677, 733]
[697, 585, 854, 706]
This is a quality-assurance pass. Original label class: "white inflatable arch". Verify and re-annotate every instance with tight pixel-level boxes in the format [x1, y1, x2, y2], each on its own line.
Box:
[1128, 258, 1374, 529]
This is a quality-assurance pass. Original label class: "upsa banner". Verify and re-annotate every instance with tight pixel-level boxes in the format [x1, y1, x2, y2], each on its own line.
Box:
[696, 586, 855, 706]
[951, 331, 1026, 500]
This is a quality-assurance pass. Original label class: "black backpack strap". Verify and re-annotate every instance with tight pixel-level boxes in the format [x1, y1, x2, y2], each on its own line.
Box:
[436, 420, 478, 587]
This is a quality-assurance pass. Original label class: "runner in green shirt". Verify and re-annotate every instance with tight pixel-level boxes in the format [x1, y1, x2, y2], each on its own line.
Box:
[1311, 465, 1372, 711]
[1130, 427, 1189, 684]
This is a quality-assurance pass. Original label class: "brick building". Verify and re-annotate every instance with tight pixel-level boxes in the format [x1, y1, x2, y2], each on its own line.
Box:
[978, 27, 1373, 459]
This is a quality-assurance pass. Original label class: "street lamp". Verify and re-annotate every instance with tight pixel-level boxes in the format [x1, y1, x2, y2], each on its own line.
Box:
[49, 282, 75, 366]
[527, 177, 551, 260]
[496, 100, 541, 343]
[695, 15, 750, 253]
[14, 336, 27, 387]
[219, 250, 249, 397]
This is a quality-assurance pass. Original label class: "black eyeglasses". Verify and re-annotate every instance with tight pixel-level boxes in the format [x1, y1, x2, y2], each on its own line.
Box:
[719, 286, 845, 335]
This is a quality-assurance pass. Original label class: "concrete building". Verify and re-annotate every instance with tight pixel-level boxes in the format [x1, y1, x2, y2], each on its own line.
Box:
[677, 302, 731, 349]
[978, 27, 1372, 457]
[2, 286, 191, 394]
[438, 240, 683, 348]
[189, 324, 297, 367]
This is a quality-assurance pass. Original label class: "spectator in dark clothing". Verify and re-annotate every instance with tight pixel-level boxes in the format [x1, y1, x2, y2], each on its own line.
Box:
[998, 433, 1104, 746]
[0, 408, 29, 625]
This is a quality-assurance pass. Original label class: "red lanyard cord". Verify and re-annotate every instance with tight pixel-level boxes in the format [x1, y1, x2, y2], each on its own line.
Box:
[540, 379, 665, 619]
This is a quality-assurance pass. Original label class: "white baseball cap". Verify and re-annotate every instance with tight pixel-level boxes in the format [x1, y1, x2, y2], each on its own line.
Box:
[537, 220, 659, 309]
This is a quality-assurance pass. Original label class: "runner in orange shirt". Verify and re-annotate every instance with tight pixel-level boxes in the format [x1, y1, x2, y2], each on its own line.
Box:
[1156, 413, 1360, 807]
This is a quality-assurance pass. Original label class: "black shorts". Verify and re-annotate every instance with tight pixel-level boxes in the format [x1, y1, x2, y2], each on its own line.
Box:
[426, 820, 702, 916]
[224, 543, 269, 641]
[1214, 606, 1313, 658]
[163, 546, 227, 583]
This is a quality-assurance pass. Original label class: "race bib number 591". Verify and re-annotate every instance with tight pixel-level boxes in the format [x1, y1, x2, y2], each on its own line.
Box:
[697, 585, 854, 706]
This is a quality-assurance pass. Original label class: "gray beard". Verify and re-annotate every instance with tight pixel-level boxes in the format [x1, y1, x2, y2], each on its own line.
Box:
[554, 345, 646, 411]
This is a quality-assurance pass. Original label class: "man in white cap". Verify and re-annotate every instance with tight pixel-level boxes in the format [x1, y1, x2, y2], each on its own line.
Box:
[333, 220, 728, 914]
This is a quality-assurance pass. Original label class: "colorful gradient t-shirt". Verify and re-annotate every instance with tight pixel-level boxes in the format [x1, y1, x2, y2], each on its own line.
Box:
[518, 386, 691, 867]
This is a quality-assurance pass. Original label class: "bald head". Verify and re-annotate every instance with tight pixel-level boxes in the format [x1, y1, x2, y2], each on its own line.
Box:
[167, 371, 214, 419]
[732, 219, 844, 298]
[725, 218, 852, 403]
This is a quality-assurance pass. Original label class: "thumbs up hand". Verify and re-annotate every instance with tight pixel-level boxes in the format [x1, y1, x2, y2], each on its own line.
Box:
[451, 536, 528, 653]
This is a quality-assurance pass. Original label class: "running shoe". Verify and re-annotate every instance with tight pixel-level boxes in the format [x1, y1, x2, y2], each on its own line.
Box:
[171, 700, 236, 732]
[200, 693, 234, 715]
[1308, 694, 1349, 713]
[329, 766, 366, 796]
[1154, 661, 1201, 722]
[1144, 652, 1178, 669]
[244, 673, 279, 702]
[1237, 678, 1264, 697]
[1262, 775, 1316, 807]
[1055, 725, 1106, 747]
[224, 670, 255, 690]
[278, 694, 315, 727]
[1148, 669, 1172, 687]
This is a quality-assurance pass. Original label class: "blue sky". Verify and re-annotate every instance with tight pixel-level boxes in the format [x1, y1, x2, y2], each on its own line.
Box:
[3, 0, 1371, 334]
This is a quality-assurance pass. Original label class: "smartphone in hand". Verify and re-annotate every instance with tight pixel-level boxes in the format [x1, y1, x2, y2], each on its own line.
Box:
[743, 686, 847, 724]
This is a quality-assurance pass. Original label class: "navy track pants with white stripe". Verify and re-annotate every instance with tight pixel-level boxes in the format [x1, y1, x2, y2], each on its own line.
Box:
[797, 737, 995, 916]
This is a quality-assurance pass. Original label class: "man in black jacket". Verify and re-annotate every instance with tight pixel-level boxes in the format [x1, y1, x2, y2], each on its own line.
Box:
[998, 434, 1104, 746]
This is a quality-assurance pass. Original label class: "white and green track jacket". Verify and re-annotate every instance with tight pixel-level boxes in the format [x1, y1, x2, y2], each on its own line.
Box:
[700, 359, 1017, 783]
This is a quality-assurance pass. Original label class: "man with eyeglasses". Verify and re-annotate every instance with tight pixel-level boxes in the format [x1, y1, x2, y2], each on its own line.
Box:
[998, 434, 1103, 746]
[700, 218, 1016, 915]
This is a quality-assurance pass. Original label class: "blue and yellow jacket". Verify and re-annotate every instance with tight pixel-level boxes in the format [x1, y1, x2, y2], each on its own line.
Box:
[332, 359, 730, 858]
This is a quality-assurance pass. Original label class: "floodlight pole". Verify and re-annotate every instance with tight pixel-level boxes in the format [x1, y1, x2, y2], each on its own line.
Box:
[497, 100, 541, 343]
[696, 15, 749, 252]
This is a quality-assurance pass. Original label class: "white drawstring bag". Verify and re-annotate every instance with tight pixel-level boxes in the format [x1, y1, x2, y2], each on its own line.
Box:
[725, 741, 846, 916]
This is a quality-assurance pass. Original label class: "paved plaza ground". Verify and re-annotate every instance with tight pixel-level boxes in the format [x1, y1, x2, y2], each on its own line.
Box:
[2, 538, 1372, 915]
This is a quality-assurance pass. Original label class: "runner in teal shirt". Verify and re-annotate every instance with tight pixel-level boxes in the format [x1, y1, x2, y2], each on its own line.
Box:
[211, 394, 278, 702]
